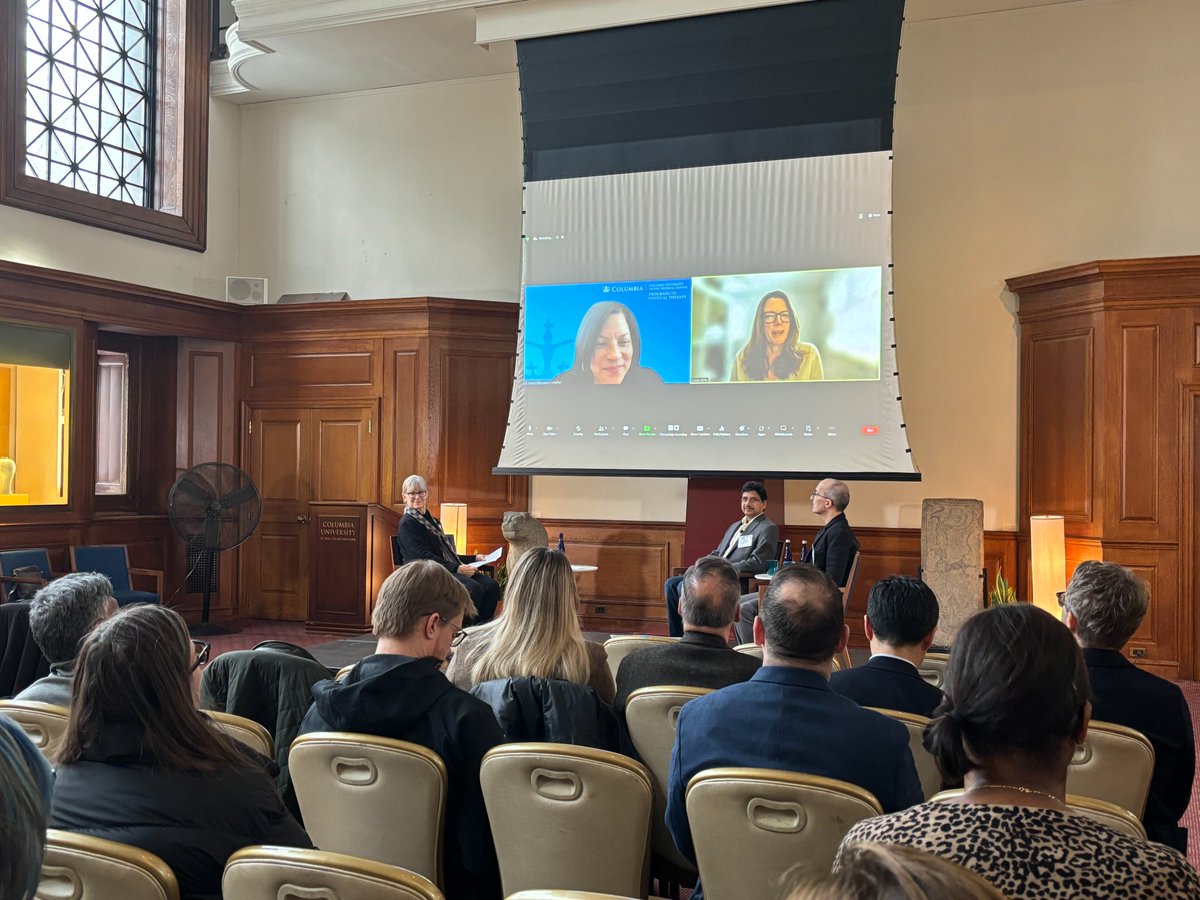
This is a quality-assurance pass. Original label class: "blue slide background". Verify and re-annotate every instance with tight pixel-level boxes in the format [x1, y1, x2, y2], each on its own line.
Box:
[524, 278, 693, 383]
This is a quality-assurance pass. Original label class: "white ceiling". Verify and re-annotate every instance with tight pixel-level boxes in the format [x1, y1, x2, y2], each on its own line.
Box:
[212, 0, 1108, 104]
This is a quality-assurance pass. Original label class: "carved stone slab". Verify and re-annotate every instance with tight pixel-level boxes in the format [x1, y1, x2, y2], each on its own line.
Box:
[921, 499, 985, 644]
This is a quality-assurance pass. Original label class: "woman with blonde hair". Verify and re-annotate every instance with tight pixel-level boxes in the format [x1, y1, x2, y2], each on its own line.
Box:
[785, 842, 1004, 899]
[447, 547, 615, 705]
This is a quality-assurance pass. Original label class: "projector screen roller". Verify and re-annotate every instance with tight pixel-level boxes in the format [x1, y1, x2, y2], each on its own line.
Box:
[495, 151, 918, 479]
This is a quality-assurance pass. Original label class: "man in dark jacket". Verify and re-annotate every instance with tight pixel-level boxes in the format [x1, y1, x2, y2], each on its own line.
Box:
[617, 556, 759, 710]
[296, 560, 504, 900]
[831, 575, 943, 717]
[1061, 561, 1195, 854]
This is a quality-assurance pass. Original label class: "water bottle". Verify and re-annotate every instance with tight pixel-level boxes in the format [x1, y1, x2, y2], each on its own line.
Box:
[557, 532, 565, 552]
[800, 540, 808, 563]
[782, 539, 793, 567]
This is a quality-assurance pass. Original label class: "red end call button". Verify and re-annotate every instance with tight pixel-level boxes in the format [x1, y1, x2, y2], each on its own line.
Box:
[861, 425, 880, 435]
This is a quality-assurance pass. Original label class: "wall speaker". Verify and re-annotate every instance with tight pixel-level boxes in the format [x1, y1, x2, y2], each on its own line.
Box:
[225, 276, 269, 304]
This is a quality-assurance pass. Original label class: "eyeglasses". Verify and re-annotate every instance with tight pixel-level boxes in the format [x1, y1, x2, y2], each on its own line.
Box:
[762, 312, 792, 324]
[190, 639, 211, 671]
[437, 615, 468, 647]
[810, 492, 829, 501]
[404, 490, 429, 498]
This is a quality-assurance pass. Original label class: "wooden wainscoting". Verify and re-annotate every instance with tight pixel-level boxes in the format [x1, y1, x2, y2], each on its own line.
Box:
[538, 519, 1019, 640]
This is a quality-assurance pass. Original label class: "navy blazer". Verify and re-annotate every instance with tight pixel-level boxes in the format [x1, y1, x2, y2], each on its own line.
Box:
[805, 513, 859, 586]
[1084, 648, 1195, 853]
[830, 655, 944, 719]
[666, 667, 922, 874]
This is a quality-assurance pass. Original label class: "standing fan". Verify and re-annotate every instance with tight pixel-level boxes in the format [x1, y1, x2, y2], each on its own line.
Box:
[168, 462, 262, 636]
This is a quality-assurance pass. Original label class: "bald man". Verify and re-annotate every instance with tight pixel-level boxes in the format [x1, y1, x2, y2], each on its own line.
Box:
[733, 477, 859, 645]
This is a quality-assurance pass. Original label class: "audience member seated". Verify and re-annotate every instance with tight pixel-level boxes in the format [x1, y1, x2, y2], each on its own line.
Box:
[448, 547, 615, 705]
[1060, 560, 1196, 853]
[841, 603, 1199, 899]
[0, 601, 51, 698]
[667, 564, 922, 899]
[788, 842, 1005, 900]
[1, 716, 53, 900]
[50, 604, 311, 900]
[397, 473, 501, 623]
[733, 477, 859, 644]
[295, 560, 504, 900]
[665, 480, 778, 637]
[615, 556, 759, 711]
[14, 573, 117, 708]
[831, 575, 943, 717]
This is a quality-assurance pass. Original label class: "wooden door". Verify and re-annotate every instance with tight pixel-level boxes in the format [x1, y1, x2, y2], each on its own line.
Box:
[242, 407, 311, 620]
[241, 403, 379, 621]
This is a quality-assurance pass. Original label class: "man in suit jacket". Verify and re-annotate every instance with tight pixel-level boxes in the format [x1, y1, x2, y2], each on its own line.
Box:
[666, 565, 922, 898]
[1061, 561, 1195, 853]
[733, 477, 859, 644]
[831, 575, 943, 717]
[618, 557, 760, 710]
[663, 481, 778, 636]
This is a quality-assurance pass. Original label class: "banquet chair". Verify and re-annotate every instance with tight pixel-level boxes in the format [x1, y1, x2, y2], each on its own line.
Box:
[686, 768, 882, 900]
[40, 830, 180, 900]
[866, 707, 942, 800]
[223, 846, 443, 900]
[0, 699, 69, 757]
[603, 635, 677, 677]
[289, 732, 447, 886]
[917, 652, 950, 689]
[206, 710, 275, 758]
[1065, 720, 1155, 818]
[481, 743, 653, 899]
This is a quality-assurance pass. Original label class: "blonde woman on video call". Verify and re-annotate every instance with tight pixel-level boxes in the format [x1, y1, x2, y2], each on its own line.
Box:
[730, 289, 823, 382]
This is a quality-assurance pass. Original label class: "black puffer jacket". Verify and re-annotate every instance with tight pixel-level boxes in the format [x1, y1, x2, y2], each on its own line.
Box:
[471, 676, 620, 752]
[51, 721, 311, 900]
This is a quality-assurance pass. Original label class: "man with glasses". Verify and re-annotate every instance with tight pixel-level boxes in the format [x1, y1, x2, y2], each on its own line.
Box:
[663, 481, 778, 637]
[733, 478, 859, 645]
[295, 560, 503, 900]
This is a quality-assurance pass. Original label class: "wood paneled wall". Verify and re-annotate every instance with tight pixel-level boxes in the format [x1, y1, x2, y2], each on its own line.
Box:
[1011, 256, 1200, 679]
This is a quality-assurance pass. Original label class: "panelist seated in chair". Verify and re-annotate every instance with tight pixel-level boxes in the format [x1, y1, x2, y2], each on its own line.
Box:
[15, 573, 117, 708]
[1061, 561, 1196, 854]
[664, 480, 778, 637]
[831, 576, 943, 718]
[839, 604, 1200, 900]
[397, 474, 500, 623]
[295, 560, 504, 900]
[666, 565, 923, 899]
[617, 556, 759, 711]
[734, 477, 859, 645]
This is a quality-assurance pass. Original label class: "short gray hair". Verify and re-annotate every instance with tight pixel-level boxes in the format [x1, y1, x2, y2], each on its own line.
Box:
[680, 557, 741, 629]
[401, 474, 428, 495]
[28, 573, 115, 664]
[824, 479, 850, 512]
[1061, 560, 1148, 649]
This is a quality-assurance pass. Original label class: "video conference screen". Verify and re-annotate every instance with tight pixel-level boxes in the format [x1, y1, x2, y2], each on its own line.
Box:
[495, 151, 918, 478]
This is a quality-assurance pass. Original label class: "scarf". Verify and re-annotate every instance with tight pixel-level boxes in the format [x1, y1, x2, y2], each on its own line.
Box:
[404, 508, 460, 567]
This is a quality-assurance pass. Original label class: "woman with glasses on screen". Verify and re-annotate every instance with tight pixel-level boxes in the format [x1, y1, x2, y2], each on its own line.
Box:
[50, 604, 311, 900]
[730, 290, 824, 382]
[555, 300, 663, 386]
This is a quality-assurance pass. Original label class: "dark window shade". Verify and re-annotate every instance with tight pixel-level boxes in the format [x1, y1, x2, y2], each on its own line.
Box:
[518, 0, 905, 181]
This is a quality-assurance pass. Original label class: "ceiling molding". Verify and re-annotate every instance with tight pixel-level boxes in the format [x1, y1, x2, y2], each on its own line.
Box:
[231, 0, 511, 40]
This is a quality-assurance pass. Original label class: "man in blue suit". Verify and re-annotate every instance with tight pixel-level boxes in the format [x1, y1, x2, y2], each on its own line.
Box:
[666, 565, 922, 896]
[1061, 561, 1195, 854]
[831, 575, 944, 717]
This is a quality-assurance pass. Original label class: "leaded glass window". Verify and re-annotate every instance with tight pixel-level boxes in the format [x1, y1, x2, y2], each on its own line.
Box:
[24, 0, 156, 206]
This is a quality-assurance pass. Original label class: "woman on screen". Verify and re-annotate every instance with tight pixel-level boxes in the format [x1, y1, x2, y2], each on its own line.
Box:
[731, 290, 824, 382]
[557, 301, 662, 386]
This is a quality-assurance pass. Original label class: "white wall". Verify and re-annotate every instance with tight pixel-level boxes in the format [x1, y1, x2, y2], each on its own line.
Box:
[0, 99, 242, 300]
[237, 74, 523, 302]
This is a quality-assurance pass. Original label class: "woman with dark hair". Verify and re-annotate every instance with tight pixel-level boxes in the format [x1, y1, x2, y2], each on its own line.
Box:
[730, 290, 823, 382]
[51, 604, 311, 900]
[556, 301, 663, 386]
[0, 717, 52, 900]
[839, 604, 1199, 899]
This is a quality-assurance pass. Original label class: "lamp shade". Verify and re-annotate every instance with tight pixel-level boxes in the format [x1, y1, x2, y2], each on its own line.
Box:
[1029, 515, 1066, 616]
[441, 503, 468, 555]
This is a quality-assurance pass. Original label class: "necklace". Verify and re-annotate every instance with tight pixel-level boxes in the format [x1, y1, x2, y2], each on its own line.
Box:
[970, 783, 1063, 804]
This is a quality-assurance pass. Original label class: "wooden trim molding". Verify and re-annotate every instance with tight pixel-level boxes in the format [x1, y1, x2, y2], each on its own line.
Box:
[0, 0, 210, 249]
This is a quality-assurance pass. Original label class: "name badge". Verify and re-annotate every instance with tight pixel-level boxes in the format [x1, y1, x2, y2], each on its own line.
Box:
[737, 533, 754, 549]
